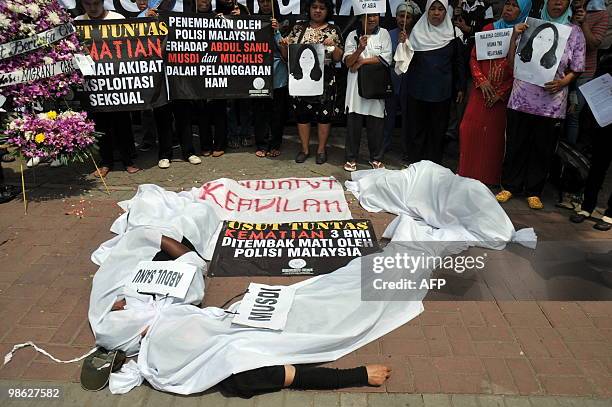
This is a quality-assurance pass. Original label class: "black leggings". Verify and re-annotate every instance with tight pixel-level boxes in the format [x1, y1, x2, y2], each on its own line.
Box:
[219, 365, 368, 398]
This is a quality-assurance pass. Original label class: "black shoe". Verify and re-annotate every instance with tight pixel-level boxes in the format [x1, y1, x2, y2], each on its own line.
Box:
[570, 212, 589, 223]
[138, 143, 153, 152]
[295, 151, 309, 163]
[316, 151, 327, 165]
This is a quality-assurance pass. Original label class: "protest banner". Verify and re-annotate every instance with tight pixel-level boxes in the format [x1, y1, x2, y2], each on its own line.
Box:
[351, 0, 386, 15]
[192, 176, 352, 223]
[210, 219, 380, 276]
[475, 28, 513, 61]
[128, 260, 198, 299]
[232, 283, 296, 330]
[74, 18, 168, 111]
[163, 13, 273, 99]
[514, 17, 571, 87]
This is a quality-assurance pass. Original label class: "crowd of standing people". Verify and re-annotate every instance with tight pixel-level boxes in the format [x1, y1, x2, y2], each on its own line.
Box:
[3, 0, 610, 228]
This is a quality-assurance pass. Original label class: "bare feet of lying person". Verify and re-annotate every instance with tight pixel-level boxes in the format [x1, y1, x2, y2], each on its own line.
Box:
[366, 364, 392, 386]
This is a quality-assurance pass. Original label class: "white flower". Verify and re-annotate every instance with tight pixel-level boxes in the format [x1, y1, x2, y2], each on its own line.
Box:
[24, 131, 33, 140]
[47, 11, 61, 25]
[19, 23, 36, 35]
[43, 56, 53, 64]
[66, 40, 76, 51]
[26, 4, 40, 18]
[8, 4, 27, 14]
[0, 14, 10, 28]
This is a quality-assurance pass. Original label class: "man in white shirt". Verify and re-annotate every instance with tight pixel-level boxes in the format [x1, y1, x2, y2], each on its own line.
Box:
[75, 0, 125, 20]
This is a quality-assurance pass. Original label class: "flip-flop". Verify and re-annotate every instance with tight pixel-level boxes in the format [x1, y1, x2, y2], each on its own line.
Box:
[267, 150, 281, 158]
[255, 150, 267, 158]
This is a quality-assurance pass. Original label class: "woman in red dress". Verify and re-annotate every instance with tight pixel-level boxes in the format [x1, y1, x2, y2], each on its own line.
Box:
[458, 0, 532, 185]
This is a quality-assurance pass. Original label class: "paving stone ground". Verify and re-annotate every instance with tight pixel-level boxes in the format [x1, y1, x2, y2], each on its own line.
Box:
[0, 131, 610, 405]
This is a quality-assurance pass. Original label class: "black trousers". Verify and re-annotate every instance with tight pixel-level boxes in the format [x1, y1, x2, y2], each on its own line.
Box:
[581, 123, 612, 215]
[404, 96, 451, 165]
[196, 99, 227, 152]
[345, 113, 385, 162]
[219, 365, 368, 399]
[92, 111, 134, 169]
[501, 109, 561, 196]
[173, 100, 200, 159]
[254, 87, 288, 151]
[154, 104, 175, 160]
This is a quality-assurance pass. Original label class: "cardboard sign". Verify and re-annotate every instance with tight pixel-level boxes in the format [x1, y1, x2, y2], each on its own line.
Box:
[475, 28, 513, 61]
[352, 0, 387, 15]
[233, 283, 296, 330]
[129, 260, 197, 299]
[514, 17, 572, 87]
[210, 219, 380, 276]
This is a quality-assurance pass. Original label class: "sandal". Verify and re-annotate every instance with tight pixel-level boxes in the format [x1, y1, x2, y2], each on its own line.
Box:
[344, 161, 357, 172]
[212, 150, 225, 157]
[267, 149, 281, 158]
[316, 151, 327, 165]
[126, 166, 141, 174]
[369, 161, 385, 169]
[91, 166, 110, 178]
[255, 150, 267, 158]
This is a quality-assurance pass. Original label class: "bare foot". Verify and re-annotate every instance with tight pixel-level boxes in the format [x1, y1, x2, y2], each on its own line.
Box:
[126, 166, 141, 174]
[366, 364, 391, 386]
[91, 166, 110, 178]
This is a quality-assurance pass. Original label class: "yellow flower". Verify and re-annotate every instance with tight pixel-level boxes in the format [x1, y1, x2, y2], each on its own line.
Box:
[34, 133, 45, 143]
[46, 111, 57, 120]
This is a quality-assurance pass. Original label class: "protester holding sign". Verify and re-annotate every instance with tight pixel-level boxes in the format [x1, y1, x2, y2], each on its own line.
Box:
[280, 0, 344, 165]
[569, 48, 612, 231]
[496, 0, 585, 209]
[384, 1, 421, 154]
[402, 0, 466, 165]
[254, 0, 289, 158]
[343, 14, 392, 171]
[564, 0, 608, 144]
[76, 0, 142, 176]
[458, 0, 532, 185]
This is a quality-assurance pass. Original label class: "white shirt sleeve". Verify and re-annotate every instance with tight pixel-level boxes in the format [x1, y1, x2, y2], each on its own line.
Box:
[379, 29, 393, 65]
[343, 30, 358, 63]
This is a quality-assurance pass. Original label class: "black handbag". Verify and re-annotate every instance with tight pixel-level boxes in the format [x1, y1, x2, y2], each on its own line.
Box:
[357, 56, 393, 99]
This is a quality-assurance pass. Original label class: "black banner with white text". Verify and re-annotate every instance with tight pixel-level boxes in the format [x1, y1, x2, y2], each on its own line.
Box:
[163, 13, 273, 99]
[74, 19, 168, 111]
[210, 219, 381, 276]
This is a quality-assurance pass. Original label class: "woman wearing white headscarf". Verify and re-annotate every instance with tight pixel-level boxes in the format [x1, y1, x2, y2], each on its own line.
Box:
[402, 0, 467, 165]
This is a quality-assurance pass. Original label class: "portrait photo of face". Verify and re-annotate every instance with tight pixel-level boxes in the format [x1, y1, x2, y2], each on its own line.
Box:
[288, 43, 325, 97]
[514, 17, 572, 86]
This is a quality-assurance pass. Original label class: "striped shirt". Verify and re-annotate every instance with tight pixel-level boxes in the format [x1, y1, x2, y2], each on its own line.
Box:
[584, 11, 609, 78]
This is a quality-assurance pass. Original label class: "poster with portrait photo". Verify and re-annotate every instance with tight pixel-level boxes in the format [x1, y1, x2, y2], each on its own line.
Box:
[288, 43, 325, 97]
[514, 17, 571, 87]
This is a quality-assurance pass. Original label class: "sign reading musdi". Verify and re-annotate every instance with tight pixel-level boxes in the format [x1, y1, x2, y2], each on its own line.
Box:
[233, 283, 296, 331]
[210, 219, 381, 276]
[163, 13, 273, 99]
